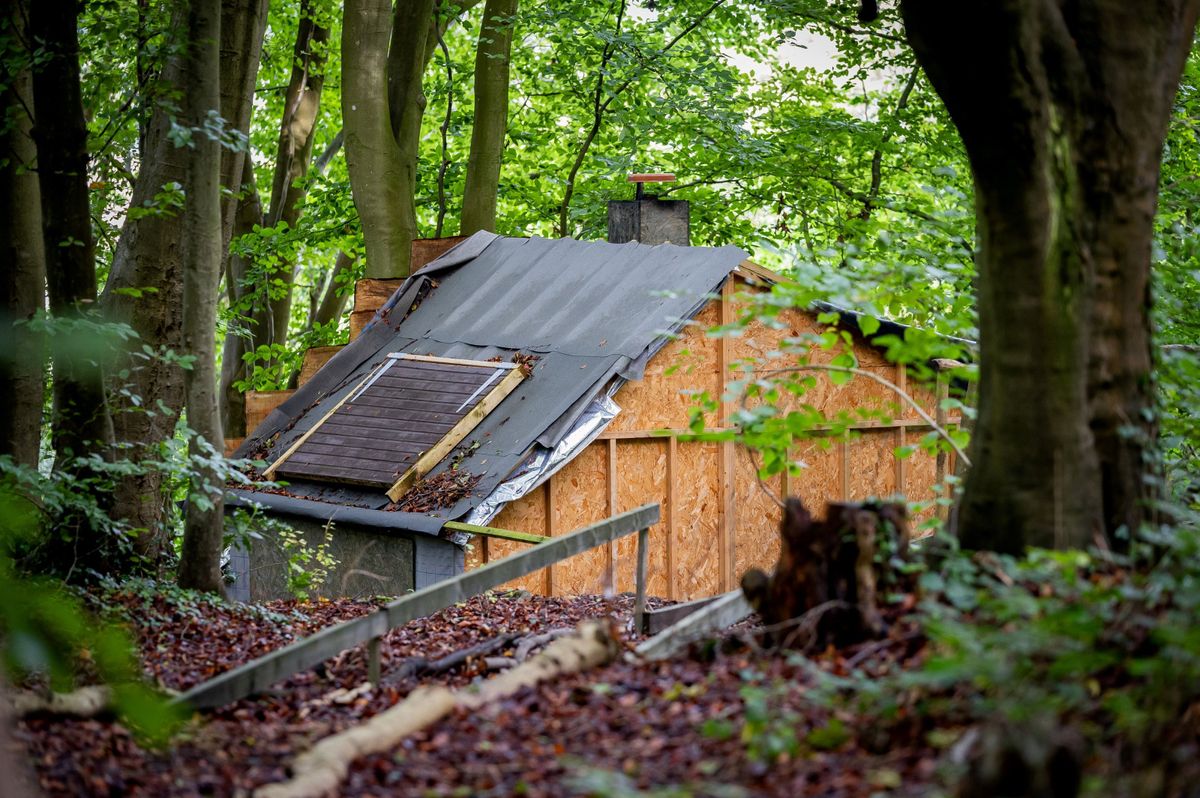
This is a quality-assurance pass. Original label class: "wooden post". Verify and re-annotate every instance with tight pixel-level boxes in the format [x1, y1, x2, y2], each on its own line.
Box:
[634, 527, 649, 633]
[607, 439, 618, 592]
[544, 476, 557, 595]
[840, 436, 851, 500]
[935, 371, 949, 519]
[666, 436, 677, 600]
[367, 636, 381, 686]
[717, 279, 736, 592]
[895, 364, 908, 498]
[480, 535, 490, 565]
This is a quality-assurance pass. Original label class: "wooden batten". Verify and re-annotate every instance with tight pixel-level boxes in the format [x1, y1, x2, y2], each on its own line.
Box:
[245, 389, 295, 433]
[299, 345, 344, 387]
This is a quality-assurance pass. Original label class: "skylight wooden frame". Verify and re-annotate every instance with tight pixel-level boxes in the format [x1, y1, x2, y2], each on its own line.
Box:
[262, 353, 525, 492]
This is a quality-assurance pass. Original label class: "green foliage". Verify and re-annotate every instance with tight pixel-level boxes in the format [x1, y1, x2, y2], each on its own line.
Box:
[789, 519, 1200, 793]
[0, 482, 183, 744]
[230, 506, 339, 601]
[277, 521, 337, 601]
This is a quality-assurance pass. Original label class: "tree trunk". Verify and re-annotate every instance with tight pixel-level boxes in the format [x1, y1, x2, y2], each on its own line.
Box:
[343, 0, 429, 279]
[29, 0, 114, 466]
[177, 0, 226, 595]
[101, 0, 265, 563]
[264, 0, 330, 346]
[218, 180, 263, 438]
[219, 0, 269, 247]
[310, 250, 357, 329]
[460, 0, 516, 235]
[218, 2, 325, 436]
[740, 498, 909, 649]
[900, 0, 1200, 551]
[0, 0, 46, 468]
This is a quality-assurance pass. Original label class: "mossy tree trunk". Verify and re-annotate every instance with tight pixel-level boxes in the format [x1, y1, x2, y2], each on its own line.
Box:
[30, 0, 115, 467]
[460, 0, 517, 235]
[900, 0, 1200, 550]
[343, 0, 430, 279]
[101, 0, 264, 565]
[0, 0, 46, 468]
[177, 0, 226, 595]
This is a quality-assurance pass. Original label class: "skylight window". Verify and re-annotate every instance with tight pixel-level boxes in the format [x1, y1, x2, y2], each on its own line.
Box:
[264, 353, 525, 499]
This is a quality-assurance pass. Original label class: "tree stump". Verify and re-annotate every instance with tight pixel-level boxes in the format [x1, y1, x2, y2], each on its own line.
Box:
[740, 498, 910, 649]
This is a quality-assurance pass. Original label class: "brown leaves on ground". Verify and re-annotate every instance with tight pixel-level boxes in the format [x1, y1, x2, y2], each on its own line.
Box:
[17, 593, 664, 797]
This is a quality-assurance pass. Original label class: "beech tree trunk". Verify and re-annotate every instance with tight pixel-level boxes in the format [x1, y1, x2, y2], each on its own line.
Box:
[0, 0, 46, 468]
[219, 0, 269, 248]
[344, 0, 430, 279]
[309, 251, 356, 329]
[218, 179, 263, 438]
[177, 0, 226, 595]
[218, 2, 326, 436]
[900, 1, 1200, 551]
[29, 0, 114, 467]
[101, 0, 265, 563]
[460, 0, 516, 235]
[265, 0, 329, 345]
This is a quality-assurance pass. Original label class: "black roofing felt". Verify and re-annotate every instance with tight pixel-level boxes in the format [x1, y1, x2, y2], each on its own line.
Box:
[233, 233, 748, 535]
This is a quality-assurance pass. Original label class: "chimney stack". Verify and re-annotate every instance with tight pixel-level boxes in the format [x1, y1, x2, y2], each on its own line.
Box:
[607, 173, 689, 245]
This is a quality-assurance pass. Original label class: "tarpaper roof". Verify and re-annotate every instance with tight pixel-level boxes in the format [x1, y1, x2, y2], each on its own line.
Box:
[231, 233, 749, 536]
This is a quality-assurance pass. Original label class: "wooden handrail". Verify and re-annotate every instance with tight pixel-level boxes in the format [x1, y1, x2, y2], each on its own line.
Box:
[173, 504, 660, 710]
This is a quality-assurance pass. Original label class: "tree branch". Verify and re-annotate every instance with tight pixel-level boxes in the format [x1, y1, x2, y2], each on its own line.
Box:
[556, 0, 725, 236]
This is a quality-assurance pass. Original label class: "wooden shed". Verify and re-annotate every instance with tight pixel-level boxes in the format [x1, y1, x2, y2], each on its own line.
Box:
[468, 261, 957, 601]
[231, 234, 959, 602]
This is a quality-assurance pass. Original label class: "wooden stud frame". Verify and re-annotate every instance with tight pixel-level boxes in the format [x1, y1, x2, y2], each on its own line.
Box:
[717, 278, 737, 593]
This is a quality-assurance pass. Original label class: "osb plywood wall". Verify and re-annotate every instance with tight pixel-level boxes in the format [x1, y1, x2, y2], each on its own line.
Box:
[467, 274, 963, 601]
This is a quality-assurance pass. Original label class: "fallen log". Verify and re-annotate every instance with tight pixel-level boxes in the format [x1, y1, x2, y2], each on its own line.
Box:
[255, 620, 620, 798]
[740, 498, 910, 649]
[8, 685, 112, 718]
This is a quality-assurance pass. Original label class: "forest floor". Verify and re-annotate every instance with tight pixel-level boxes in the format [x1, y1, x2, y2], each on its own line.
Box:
[15, 587, 942, 798]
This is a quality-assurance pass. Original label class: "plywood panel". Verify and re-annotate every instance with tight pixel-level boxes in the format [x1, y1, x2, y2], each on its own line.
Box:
[902, 371, 940, 421]
[848, 430, 898, 500]
[673, 441, 721, 600]
[905, 442, 942, 532]
[299, 345, 344, 387]
[482, 482, 549, 592]
[609, 302, 720, 432]
[245, 390, 295, 433]
[550, 442, 613, 595]
[733, 451, 784, 584]
[354, 278, 406, 313]
[615, 440, 669, 597]
[788, 439, 843, 511]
